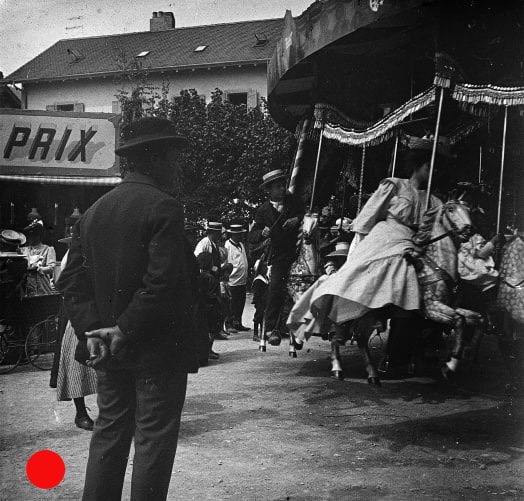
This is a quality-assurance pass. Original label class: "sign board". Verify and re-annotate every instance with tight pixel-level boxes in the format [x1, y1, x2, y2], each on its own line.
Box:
[0, 109, 120, 177]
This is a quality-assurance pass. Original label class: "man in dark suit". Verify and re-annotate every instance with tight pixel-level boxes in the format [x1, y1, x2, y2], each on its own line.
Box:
[57, 117, 199, 501]
[249, 169, 303, 346]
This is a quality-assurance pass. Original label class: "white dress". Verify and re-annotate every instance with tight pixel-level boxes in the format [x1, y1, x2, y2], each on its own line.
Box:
[287, 178, 442, 335]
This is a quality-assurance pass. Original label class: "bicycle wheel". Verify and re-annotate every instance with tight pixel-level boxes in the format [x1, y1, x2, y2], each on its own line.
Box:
[25, 316, 58, 370]
[0, 329, 23, 374]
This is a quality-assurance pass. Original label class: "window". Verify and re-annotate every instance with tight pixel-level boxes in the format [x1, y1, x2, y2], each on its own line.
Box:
[67, 48, 84, 63]
[136, 51, 150, 57]
[254, 34, 269, 47]
[194, 45, 208, 52]
[46, 102, 85, 112]
[227, 92, 248, 106]
[56, 104, 75, 111]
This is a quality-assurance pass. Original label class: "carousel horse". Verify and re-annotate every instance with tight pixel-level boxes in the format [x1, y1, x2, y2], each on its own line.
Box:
[493, 234, 524, 391]
[333, 199, 481, 385]
[264, 212, 322, 356]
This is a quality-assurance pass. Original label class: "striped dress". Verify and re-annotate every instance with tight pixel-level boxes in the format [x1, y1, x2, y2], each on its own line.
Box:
[56, 321, 97, 401]
[55, 250, 97, 401]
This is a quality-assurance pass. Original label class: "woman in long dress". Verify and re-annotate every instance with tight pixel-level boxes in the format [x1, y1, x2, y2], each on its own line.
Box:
[21, 219, 56, 297]
[56, 244, 97, 431]
[288, 146, 443, 361]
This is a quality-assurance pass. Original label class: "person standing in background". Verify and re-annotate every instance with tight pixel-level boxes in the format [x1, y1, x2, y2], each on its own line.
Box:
[21, 219, 56, 297]
[225, 222, 249, 332]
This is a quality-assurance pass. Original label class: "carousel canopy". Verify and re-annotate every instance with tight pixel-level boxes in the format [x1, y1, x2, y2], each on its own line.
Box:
[268, 0, 523, 132]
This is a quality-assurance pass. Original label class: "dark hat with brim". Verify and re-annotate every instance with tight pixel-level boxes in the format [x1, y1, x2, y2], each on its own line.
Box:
[0, 229, 26, 247]
[23, 219, 44, 234]
[58, 236, 72, 244]
[260, 169, 287, 189]
[115, 117, 188, 157]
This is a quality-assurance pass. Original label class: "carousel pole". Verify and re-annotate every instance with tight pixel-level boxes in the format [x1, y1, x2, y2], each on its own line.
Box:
[357, 145, 366, 214]
[425, 86, 445, 211]
[309, 123, 324, 213]
[478, 146, 482, 184]
[288, 118, 311, 195]
[496, 106, 509, 234]
[339, 166, 348, 230]
[391, 135, 399, 177]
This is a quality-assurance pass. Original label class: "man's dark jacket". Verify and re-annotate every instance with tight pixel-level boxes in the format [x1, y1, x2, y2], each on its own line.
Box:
[56, 172, 199, 374]
[249, 193, 303, 264]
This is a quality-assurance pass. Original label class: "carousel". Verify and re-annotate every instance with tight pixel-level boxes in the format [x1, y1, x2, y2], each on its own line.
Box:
[262, 0, 524, 389]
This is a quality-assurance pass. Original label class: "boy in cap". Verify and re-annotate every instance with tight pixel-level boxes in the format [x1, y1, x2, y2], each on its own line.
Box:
[249, 169, 304, 346]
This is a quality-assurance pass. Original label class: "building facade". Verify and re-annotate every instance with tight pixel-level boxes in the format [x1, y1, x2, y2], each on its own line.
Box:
[4, 12, 284, 113]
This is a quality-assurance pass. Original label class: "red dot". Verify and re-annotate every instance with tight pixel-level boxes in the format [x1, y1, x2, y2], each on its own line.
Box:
[26, 450, 65, 489]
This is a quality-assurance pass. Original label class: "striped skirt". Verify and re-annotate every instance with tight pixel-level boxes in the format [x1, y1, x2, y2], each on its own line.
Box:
[56, 321, 97, 401]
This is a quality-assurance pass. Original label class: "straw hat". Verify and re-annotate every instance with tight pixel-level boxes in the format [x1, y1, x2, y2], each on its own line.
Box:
[259, 169, 287, 189]
[0, 229, 26, 247]
[206, 221, 223, 232]
[326, 241, 350, 258]
[227, 223, 247, 234]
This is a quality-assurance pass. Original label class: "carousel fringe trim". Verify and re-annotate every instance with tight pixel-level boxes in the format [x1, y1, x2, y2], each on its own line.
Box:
[452, 84, 524, 106]
[313, 103, 374, 130]
[446, 119, 486, 146]
[321, 86, 436, 147]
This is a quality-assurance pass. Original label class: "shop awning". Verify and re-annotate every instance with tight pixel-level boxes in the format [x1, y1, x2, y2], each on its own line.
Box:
[0, 174, 121, 185]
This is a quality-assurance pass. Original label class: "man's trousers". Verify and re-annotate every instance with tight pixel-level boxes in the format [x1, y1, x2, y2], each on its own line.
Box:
[263, 258, 292, 333]
[229, 284, 247, 326]
[82, 369, 188, 501]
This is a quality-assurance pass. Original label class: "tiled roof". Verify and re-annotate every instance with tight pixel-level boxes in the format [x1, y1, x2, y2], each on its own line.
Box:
[5, 18, 284, 83]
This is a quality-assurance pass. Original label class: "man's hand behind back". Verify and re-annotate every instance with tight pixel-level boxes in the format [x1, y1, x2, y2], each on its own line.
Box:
[85, 325, 127, 368]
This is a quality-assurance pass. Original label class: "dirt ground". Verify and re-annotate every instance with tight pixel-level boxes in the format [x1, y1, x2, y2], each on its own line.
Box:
[1, 296, 523, 500]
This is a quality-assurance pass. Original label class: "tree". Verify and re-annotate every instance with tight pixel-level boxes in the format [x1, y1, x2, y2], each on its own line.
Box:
[115, 78, 295, 222]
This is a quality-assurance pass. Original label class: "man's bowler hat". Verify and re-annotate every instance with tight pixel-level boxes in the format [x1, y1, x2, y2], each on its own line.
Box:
[260, 169, 287, 189]
[115, 117, 188, 157]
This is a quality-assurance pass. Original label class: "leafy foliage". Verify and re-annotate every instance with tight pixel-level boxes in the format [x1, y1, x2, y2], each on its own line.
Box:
[115, 73, 295, 222]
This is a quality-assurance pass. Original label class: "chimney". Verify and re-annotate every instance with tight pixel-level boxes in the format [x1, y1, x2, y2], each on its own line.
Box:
[150, 11, 175, 32]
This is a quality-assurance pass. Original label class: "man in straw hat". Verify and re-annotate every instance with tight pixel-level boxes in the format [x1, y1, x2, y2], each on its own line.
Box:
[194, 219, 224, 279]
[57, 117, 199, 501]
[224, 221, 250, 332]
[249, 168, 304, 346]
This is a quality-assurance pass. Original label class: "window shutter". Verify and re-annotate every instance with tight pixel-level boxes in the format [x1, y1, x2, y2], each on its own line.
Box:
[247, 89, 258, 109]
[73, 103, 85, 112]
[46, 104, 56, 111]
[112, 101, 120, 113]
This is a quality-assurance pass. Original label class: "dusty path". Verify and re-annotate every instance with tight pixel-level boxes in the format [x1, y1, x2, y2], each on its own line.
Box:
[1, 298, 523, 500]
